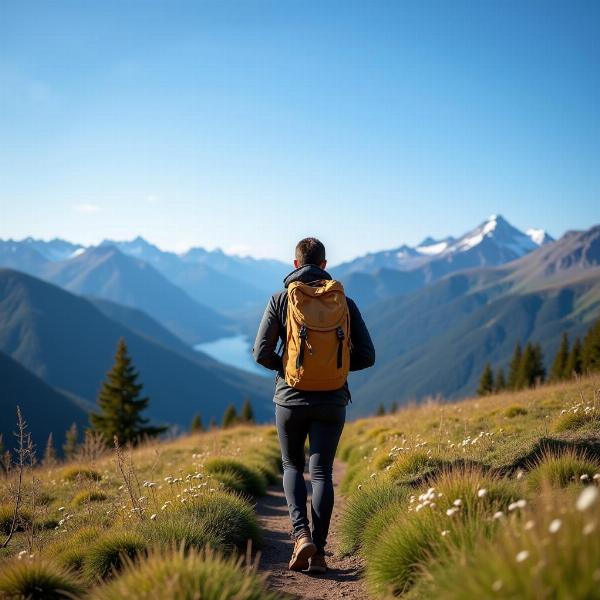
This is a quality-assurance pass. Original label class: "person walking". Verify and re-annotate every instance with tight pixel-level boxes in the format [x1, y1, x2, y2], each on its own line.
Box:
[253, 237, 375, 573]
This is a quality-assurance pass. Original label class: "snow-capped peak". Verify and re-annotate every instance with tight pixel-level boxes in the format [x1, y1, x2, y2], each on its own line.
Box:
[526, 228, 549, 246]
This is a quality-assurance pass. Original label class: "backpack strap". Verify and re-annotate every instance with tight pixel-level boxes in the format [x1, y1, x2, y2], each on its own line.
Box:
[296, 324, 307, 369]
[336, 326, 345, 368]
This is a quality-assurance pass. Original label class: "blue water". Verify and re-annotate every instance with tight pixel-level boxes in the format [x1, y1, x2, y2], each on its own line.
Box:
[194, 334, 270, 377]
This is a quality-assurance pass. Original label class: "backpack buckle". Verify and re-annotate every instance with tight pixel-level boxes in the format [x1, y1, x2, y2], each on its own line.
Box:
[299, 325, 307, 338]
[336, 327, 345, 340]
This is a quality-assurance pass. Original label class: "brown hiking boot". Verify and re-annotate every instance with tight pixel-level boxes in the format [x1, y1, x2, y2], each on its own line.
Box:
[288, 529, 317, 571]
[308, 552, 327, 573]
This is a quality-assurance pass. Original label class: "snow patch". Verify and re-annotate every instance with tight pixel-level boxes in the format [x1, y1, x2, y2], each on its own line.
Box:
[416, 241, 448, 255]
[70, 247, 85, 258]
[526, 228, 546, 246]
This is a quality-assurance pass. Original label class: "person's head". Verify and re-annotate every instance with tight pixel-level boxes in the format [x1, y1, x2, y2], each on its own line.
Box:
[294, 237, 327, 270]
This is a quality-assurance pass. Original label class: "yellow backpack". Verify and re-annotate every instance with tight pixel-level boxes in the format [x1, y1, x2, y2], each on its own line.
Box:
[283, 279, 351, 391]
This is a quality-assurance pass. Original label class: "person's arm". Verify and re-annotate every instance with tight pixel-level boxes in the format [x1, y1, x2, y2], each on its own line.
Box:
[347, 297, 375, 371]
[252, 295, 284, 371]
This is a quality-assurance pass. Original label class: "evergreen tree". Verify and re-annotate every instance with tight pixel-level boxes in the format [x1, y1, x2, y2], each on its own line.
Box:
[240, 398, 255, 423]
[90, 339, 166, 445]
[376, 403, 386, 416]
[582, 319, 600, 374]
[566, 337, 583, 377]
[516, 343, 535, 389]
[494, 367, 506, 393]
[190, 414, 204, 433]
[390, 401, 399, 414]
[550, 332, 570, 382]
[532, 343, 546, 385]
[222, 404, 238, 428]
[63, 423, 79, 460]
[507, 342, 522, 389]
[209, 417, 217, 430]
[43, 433, 57, 466]
[477, 363, 494, 396]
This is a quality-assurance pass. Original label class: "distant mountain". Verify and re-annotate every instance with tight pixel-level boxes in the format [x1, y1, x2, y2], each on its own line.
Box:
[0, 269, 272, 426]
[0, 351, 90, 456]
[20, 237, 84, 261]
[349, 224, 600, 415]
[0, 240, 48, 276]
[335, 215, 554, 307]
[41, 246, 231, 344]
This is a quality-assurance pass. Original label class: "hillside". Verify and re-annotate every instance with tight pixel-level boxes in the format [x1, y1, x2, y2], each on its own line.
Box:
[336, 376, 600, 599]
[0, 351, 91, 454]
[349, 225, 600, 413]
[0, 269, 272, 427]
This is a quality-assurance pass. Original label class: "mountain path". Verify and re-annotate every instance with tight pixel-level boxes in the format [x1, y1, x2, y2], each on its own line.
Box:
[256, 461, 366, 599]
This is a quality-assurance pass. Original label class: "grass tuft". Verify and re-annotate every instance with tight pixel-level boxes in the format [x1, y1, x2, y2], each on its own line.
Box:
[88, 546, 281, 600]
[203, 458, 267, 496]
[505, 405, 528, 418]
[61, 466, 102, 482]
[0, 558, 84, 599]
[527, 449, 600, 490]
[71, 490, 108, 506]
[83, 531, 147, 580]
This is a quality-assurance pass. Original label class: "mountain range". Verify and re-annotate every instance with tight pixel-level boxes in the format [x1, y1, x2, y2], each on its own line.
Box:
[2, 215, 599, 438]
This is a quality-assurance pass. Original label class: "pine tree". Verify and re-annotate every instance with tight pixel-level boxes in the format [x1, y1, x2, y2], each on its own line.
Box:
[240, 398, 255, 423]
[516, 343, 535, 389]
[390, 401, 399, 414]
[582, 319, 600, 374]
[209, 417, 217, 430]
[190, 414, 204, 433]
[532, 343, 546, 385]
[376, 403, 386, 416]
[43, 433, 57, 466]
[507, 342, 522, 389]
[63, 423, 79, 460]
[494, 367, 506, 393]
[566, 337, 583, 377]
[477, 363, 494, 396]
[90, 339, 166, 445]
[550, 332, 570, 382]
[222, 404, 238, 428]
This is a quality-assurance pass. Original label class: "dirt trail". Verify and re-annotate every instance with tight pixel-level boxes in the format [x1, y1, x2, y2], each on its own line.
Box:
[256, 461, 366, 599]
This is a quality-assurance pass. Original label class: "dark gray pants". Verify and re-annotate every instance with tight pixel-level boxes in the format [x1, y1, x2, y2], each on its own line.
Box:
[275, 403, 346, 553]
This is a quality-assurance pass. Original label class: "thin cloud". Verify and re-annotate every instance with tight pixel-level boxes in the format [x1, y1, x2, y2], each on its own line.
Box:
[73, 203, 101, 213]
[144, 195, 160, 205]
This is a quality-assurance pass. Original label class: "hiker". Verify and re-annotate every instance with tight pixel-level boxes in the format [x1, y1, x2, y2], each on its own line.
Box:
[253, 237, 375, 573]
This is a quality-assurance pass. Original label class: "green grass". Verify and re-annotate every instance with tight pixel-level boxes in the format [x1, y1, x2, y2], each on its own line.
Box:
[82, 531, 147, 580]
[0, 558, 84, 599]
[203, 457, 267, 496]
[527, 449, 600, 490]
[411, 486, 600, 600]
[139, 490, 260, 552]
[61, 466, 102, 482]
[89, 547, 282, 600]
[505, 405, 528, 418]
[71, 490, 108, 506]
[47, 527, 102, 572]
[339, 481, 409, 555]
[0, 504, 32, 535]
[365, 469, 518, 596]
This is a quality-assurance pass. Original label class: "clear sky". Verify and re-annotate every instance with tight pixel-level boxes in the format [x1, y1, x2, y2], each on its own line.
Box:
[1, 1, 598, 264]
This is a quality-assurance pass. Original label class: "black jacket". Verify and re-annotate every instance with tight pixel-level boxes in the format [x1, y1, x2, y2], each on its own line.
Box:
[252, 264, 376, 406]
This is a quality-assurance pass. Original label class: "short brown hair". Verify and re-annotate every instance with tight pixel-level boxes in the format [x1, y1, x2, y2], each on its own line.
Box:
[295, 237, 326, 266]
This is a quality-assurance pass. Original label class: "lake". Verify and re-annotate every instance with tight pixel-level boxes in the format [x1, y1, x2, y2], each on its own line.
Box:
[194, 334, 270, 377]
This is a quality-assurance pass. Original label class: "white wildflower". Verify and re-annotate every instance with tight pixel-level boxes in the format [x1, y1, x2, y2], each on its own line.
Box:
[453, 499, 462, 507]
[446, 507, 459, 517]
[548, 519, 562, 534]
[524, 520, 535, 530]
[580, 474, 590, 481]
[492, 580, 503, 592]
[150, 514, 157, 520]
[493, 511, 504, 520]
[477, 488, 487, 498]
[441, 530, 450, 537]
[576, 486, 599, 511]
[58, 506, 65, 512]
[583, 522, 596, 535]
[515, 550, 530, 563]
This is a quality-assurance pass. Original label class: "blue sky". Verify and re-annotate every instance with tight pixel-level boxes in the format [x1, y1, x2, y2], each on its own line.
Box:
[0, 1, 598, 264]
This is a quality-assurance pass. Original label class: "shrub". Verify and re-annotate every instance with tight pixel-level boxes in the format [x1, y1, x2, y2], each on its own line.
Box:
[203, 458, 267, 496]
[505, 406, 528, 418]
[0, 558, 84, 599]
[527, 450, 600, 490]
[139, 490, 260, 552]
[61, 466, 102, 482]
[89, 547, 281, 600]
[339, 481, 409, 555]
[83, 531, 147, 580]
[71, 490, 108, 506]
